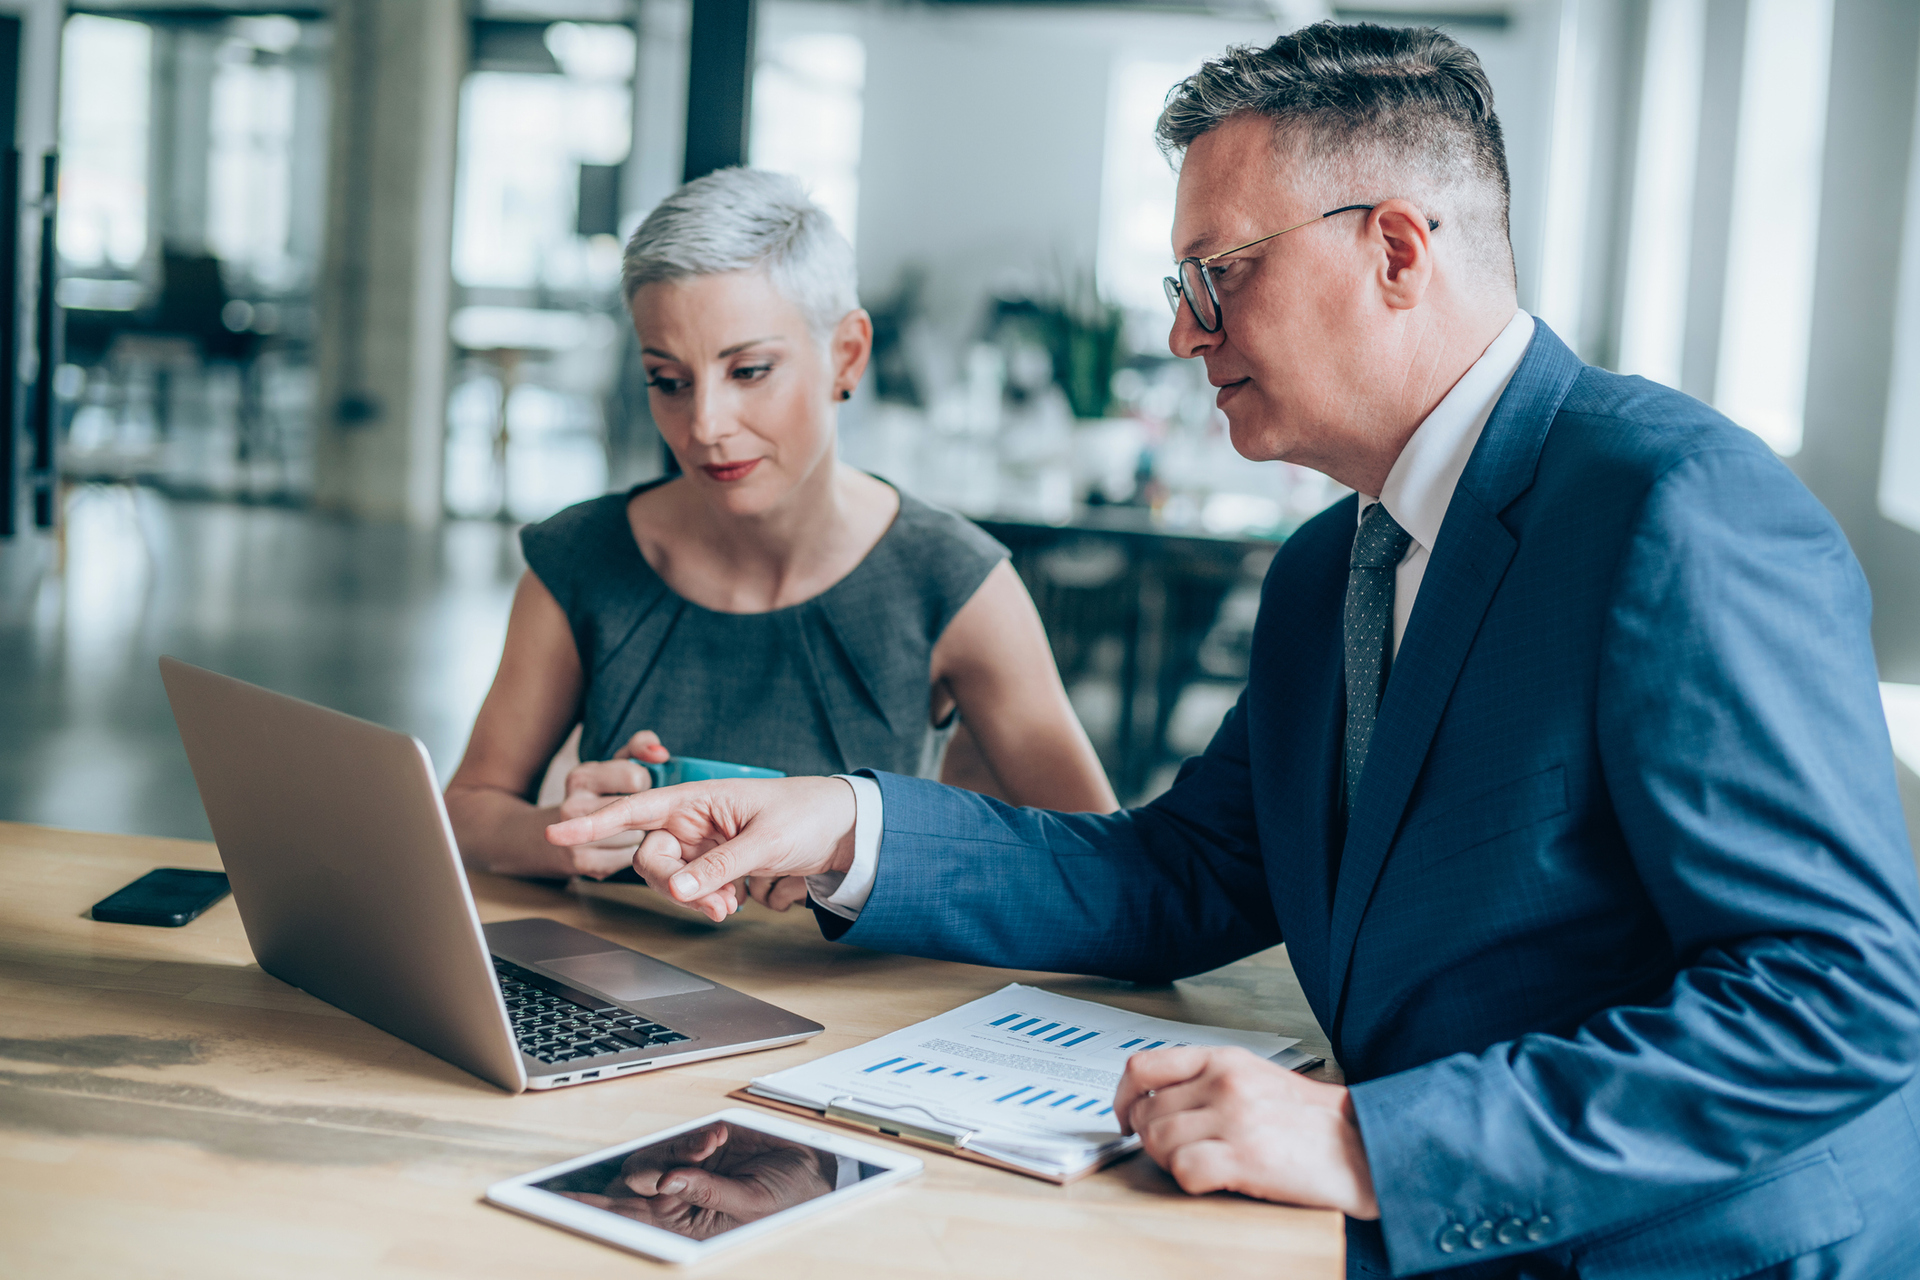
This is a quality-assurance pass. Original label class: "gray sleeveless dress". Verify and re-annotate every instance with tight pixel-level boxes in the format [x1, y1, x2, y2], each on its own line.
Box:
[520, 479, 1009, 779]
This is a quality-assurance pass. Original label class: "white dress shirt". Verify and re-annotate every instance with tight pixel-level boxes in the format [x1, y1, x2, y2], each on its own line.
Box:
[1365, 309, 1533, 656]
[810, 309, 1536, 920]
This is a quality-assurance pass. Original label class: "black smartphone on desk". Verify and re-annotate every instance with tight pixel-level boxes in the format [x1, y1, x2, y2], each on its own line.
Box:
[91, 868, 231, 926]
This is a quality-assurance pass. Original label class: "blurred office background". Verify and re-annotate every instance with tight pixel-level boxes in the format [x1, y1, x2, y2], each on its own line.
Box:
[1, 0, 1917, 845]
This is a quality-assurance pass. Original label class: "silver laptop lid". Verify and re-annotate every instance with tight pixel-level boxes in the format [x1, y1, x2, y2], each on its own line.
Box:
[159, 656, 527, 1093]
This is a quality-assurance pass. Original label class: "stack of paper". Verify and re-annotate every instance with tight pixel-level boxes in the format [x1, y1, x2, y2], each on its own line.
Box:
[746, 983, 1318, 1181]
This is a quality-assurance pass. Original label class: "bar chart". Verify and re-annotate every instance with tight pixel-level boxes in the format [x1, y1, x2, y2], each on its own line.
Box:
[748, 983, 1304, 1180]
[859, 1056, 991, 1081]
[991, 1084, 1112, 1116]
[975, 1007, 1192, 1059]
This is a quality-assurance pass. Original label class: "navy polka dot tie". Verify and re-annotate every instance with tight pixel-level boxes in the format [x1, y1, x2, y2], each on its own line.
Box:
[1344, 502, 1413, 808]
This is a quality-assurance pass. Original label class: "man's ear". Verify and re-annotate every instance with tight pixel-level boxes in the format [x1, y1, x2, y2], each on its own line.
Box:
[830, 308, 874, 399]
[1369, 200, 1434, 312]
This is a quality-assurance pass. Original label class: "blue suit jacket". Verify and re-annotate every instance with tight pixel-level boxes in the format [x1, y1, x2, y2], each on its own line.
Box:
[820, 323, 1920, 1277]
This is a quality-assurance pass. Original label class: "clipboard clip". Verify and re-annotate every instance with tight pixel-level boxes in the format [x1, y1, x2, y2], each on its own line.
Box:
[825, 1096, 976, 1152]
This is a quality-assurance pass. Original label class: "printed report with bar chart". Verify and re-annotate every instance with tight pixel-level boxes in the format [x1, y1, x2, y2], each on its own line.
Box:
[740, 984, 1319, 1181]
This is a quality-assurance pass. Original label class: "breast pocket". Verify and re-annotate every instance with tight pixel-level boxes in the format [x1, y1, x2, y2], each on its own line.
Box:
[1406, 764, 1568, 872]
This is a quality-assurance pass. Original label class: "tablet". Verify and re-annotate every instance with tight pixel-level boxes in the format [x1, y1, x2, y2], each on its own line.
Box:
[484, 1108, 923, 1264]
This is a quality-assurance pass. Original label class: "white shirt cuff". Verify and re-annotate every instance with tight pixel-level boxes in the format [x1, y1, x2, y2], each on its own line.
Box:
[808, 774, 881, 919]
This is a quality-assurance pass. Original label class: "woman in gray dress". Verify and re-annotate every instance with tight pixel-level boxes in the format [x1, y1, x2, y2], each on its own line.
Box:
[447, 169, 1116, 905]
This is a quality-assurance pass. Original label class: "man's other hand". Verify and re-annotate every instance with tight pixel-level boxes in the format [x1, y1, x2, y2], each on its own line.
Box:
[1116, 1046, 1379, 1220]
[543, 776, 857, 922]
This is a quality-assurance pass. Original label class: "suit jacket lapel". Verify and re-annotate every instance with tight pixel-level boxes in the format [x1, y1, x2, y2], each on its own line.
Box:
[1324, 321, 1586, 1026]
[1251, 503, 1354, 1025]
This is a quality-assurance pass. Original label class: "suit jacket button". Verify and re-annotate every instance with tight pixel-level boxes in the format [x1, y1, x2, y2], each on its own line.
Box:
[1526, 1213, 1555, 1242]
[1467, 1220, 1495, 1250]
[1496, 1217, 1526, 1245]
[1437, 1224, 1467, 1254]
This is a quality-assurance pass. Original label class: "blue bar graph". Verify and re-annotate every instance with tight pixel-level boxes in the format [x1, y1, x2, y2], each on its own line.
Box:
[894, 1061, 926, 1073]
[1064, 1031, 1098, 1047]
[989, 1014, 1020, 1027]
[1074, 1098, 1100, 1111]
[1026, 1022, 1060, 1037]
[1141, 1041, 1165, 1051]
[1010, 1018, 1041, 1032]
[1043, 1026, 1080, 1042]
[863, 1057, 905, 1073]
[1020, 1090, 1056, 1106]
[1119, 1039, 1142, 1049]
[1049, 1094, 1077, 1107]
[926, 1067, 944, 1075]
[995, 1086, 1032, 1103]
[1096, 1106, 1113, 1116]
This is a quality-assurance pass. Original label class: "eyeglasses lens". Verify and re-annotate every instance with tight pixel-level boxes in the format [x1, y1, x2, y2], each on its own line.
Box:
[1178, 260, 1219, 330]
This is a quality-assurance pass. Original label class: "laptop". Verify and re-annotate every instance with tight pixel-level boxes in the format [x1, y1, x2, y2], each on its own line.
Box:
[158, 656, 823, 1093]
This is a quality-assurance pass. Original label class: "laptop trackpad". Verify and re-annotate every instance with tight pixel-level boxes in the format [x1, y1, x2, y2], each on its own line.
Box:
[541, 951, 715, 1003]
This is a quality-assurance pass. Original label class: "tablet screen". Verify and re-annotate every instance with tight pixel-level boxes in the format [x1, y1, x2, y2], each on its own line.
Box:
[531, 1117, 891, 1242]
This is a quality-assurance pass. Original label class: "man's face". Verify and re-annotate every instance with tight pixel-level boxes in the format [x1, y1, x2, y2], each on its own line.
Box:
[1169, 114, 1379, 471]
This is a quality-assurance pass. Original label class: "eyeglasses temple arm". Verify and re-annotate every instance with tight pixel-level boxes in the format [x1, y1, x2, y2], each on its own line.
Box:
[1197, 205, 1380, 266]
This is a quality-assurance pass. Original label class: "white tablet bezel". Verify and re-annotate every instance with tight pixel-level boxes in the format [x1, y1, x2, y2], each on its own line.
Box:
[484, 1107, 923, 1265]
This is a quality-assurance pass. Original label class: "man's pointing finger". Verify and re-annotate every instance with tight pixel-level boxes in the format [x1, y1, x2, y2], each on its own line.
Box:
[546, 790, 671, 846]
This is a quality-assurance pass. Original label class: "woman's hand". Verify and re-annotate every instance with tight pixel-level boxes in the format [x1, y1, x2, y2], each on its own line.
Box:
[555, 732, 674, 879]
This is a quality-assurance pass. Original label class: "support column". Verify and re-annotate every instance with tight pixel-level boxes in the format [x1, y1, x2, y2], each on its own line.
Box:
[681, 0, 754, 182]
[312, 0, 464, 524]
[149, 24, 216, 256]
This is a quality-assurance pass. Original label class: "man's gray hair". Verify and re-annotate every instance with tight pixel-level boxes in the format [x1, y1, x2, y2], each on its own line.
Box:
[621, 167, 859, 338]
[1158, 22, 1514, 285]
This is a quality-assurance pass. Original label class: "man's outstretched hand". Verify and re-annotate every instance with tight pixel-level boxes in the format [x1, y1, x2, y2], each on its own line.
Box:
[543, 776, 857, 922]
[1116, 1046, 1379, 1219]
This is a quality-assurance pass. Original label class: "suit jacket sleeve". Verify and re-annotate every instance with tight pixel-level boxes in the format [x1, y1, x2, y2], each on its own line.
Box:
[816, 685, 1280, 982]
[1348, 445, 1920, 1274]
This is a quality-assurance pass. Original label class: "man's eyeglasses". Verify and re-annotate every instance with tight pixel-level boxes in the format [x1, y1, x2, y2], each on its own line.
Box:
[1162, 204, 1381, 334]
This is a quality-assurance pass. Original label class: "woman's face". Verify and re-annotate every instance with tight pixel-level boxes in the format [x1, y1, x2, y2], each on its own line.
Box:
[632, 270, 867, 518]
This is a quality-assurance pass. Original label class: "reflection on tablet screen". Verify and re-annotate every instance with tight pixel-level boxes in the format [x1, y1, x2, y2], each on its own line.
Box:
[534, 1119, 889, 1241]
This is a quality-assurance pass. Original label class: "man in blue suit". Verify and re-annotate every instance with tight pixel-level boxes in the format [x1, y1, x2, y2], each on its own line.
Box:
[551, 22, 1920, 1278]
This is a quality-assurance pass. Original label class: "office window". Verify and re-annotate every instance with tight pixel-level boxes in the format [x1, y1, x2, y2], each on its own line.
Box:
[1616, 0, 1705, 389]
[207, 19, 301, 288]
[451, 23, 634, 290]
[1712, 0, 1835, 456]
[57, 15, 152, 269]
[1879, 21, 1920, 537]
[750, 30, 864, 246]
[1098, 57, 1192, 316]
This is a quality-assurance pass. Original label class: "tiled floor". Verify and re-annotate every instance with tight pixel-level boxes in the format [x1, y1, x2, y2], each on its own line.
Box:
[1, 485, 524, 840]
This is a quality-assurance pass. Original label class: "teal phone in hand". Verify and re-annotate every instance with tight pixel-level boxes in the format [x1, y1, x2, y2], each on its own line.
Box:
[643, 756, 785, 788]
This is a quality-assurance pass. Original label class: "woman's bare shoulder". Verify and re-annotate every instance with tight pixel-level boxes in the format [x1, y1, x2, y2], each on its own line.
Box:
[838, 464, 903, 545]
[625, 477, 691, 563]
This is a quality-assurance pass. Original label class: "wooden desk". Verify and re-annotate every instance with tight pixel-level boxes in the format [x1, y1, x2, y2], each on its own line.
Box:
[0, 822, 1343, 1278]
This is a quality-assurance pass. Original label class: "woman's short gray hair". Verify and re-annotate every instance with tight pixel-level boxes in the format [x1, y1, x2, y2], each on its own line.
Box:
[621, 168, 859, 339]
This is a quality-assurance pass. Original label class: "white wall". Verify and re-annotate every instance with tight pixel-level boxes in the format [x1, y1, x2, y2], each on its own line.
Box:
[841, 4, 1560, 382]
[856, 7, 1162, 362]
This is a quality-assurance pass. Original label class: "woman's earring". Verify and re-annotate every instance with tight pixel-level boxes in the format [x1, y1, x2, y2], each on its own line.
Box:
[838, 388, 852, 401]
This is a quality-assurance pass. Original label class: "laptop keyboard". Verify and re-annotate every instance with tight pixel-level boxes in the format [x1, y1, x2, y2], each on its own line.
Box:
[493, 958, 690, 1066]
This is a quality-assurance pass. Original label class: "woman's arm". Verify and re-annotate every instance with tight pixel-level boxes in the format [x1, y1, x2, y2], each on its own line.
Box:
[446, 571, 650, 877]
[932, 560, 1119, 813]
